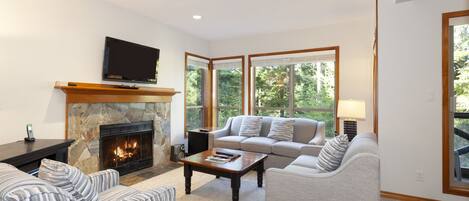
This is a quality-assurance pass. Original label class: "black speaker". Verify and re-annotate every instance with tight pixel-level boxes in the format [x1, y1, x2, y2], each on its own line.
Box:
[170, 144, 185, 162]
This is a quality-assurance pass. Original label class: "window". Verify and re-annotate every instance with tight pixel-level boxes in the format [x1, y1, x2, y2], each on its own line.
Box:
[249, 47, 339, 137]
[443, 10, 469, 196]
[185, 53, 210, 131]
[212, 56, 245, 127]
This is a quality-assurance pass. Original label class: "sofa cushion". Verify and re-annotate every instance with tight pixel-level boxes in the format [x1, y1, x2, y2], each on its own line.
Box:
[214, 136, 248, 149]
[290, 155, 319, 169]
[272, 141, 305, 158]
[267, 118, 295, 141]
[99, 185, 139, 201]
[241, 137, 277, 154]
[284, 164, 321, 174]
[39, 159, 98, 201]
[239, 116, 263, 137]
[316, 134, 349, 172]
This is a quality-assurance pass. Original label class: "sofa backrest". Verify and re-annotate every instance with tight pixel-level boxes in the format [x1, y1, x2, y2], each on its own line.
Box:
[229, 116, 319, 144]
[341, 132, 378, 165]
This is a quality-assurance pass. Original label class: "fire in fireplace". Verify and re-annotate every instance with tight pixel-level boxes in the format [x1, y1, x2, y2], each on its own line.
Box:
[99, 121, 154, 175]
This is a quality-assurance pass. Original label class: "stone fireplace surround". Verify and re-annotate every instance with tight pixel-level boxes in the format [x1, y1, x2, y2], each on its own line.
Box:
[68, 102, 171, 174]
[55, 82, 177, 174]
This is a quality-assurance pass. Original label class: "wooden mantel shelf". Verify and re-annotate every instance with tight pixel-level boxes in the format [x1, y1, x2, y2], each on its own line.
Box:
[55, 81, 179, 104]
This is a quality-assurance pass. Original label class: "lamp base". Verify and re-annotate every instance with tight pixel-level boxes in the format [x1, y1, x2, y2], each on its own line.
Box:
[343, 120, 357, 141]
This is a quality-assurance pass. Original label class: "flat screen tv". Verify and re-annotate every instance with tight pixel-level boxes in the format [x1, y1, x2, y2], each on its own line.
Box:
[103, 37, 159, 84]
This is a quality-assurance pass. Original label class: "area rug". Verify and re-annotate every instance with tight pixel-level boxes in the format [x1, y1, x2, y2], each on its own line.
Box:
[131, 166, 265, 201]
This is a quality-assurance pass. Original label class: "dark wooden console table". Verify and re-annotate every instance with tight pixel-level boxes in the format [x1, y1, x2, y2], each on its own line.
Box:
[0, 139, 74, 175]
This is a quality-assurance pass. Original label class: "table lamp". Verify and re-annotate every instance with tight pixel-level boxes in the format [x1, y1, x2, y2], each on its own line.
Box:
[337, 99, 366, 141]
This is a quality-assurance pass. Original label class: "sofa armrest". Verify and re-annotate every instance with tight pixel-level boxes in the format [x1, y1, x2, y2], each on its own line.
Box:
[309, 121, 326, 145]
[300, 144, 323, 156]
[266, 153, 380, 201]
[122, 186, 176, 201]
[208, 117, 233, 149]
[88, 169, 119, 193]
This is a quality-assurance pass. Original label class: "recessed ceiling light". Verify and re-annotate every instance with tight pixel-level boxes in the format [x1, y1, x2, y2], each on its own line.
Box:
[192, 15, 202, 20]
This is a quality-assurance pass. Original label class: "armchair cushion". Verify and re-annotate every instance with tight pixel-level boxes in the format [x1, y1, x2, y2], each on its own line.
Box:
[272, 141, 305, 158]
[100, 185, 176, 201]
[39, 159, 98, 201]
[99, 185, 138, 201]
[284, 164, 321, 174]
[88, 169, 120, 193]
[214, 136, 248, 149]
[290, 155, 318, 169]
[241, 137, 277, 154]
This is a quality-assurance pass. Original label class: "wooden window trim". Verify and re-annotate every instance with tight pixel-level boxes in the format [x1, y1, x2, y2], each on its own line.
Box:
[184, 52, 212, 132]
[442, 9, 469, 197]
[247, 46, 340, 133]
[210, 55, 246, 127]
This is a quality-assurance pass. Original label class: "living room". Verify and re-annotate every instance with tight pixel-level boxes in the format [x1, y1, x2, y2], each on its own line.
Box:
[0, 0, 468, 201]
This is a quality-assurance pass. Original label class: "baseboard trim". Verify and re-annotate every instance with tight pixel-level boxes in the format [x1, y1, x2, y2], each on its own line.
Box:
[380, 191, 439, 201]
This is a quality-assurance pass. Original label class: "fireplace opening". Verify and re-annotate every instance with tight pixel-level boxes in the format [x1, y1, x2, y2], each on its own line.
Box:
[100, 121, 154, 175]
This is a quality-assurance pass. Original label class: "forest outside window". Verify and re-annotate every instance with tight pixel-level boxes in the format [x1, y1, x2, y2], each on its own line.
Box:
[212, 57, 244, 127]
[185, 53, 210, 131]
[249, 48, 339, 137]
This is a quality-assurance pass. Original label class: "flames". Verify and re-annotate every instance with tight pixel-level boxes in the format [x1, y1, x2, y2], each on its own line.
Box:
[113, 141, 138, 162]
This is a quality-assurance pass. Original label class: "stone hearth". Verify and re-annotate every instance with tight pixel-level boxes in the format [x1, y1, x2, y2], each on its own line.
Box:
[67, 103, 171, 174]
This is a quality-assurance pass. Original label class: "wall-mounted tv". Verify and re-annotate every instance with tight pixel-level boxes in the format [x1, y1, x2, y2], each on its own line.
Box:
[103, 37, 159, 84]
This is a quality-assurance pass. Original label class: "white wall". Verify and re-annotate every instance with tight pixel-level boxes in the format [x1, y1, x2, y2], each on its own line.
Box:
[209, 19, 375, 134]
[0, 0, 209, 145]
[378, 0, 468, 200]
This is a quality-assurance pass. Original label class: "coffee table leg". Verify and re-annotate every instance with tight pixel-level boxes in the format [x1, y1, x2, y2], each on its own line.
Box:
[257, 162, 264, 187]
[231, 176, 240, 201]
[184, 164, 192, 194]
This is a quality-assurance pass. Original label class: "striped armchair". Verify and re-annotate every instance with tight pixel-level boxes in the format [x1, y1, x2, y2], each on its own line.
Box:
[0, 161, 175, 201]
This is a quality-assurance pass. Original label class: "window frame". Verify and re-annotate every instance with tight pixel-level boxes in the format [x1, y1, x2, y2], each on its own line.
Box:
[247, 46, 340, 134]
[184, 52, 212, 132]
[211, 55, 246, 127]
[442, 9, 469, 197]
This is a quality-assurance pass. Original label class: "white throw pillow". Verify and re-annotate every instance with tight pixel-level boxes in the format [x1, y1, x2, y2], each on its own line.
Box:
[316, 134, 349, 172]
[239, 116, 263, 137]
[267, 118, 295, 141]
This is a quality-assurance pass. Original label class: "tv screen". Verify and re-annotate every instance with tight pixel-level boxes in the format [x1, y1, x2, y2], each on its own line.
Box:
[103, 37, 159, 84]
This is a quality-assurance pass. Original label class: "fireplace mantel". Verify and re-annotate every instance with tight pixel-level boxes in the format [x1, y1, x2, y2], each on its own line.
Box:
[55, 81, 179, 103]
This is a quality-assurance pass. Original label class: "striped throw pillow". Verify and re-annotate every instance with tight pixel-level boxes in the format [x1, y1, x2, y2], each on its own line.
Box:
[316, 134, 349, 172]
[239, 116, 263, 137]
[39, 159, 98, 201]
[267, 118, 294, 141]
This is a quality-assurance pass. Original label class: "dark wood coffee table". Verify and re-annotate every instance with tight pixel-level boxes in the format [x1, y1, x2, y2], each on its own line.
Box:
[180, 148, 267, 201]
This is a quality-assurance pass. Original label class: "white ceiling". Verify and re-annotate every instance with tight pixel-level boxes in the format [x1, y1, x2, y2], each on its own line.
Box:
[103, 0, 374, 41]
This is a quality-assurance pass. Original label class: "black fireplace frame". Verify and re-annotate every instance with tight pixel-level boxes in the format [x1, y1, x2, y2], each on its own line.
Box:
[99, 121, 154, 175]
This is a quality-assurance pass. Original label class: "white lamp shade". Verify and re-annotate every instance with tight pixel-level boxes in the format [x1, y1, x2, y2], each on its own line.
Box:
[337, 100, 366, 120]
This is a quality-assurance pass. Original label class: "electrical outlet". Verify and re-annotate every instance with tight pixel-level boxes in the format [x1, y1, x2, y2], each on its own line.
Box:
[416, 171, 424, 182]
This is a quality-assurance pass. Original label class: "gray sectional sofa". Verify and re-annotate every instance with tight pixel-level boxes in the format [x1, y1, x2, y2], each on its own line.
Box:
[209, 116, 326, 169]
[265, 132, 380, 201]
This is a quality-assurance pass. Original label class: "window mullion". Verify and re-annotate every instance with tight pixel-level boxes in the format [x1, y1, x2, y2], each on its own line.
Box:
[288, 65, 295, 118]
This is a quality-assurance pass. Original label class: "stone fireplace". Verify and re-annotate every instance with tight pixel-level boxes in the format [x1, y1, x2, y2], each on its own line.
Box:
[67, 103, 171, 174]
[55, 81, 178, 174]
